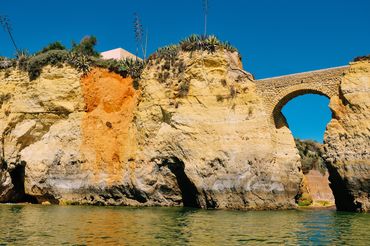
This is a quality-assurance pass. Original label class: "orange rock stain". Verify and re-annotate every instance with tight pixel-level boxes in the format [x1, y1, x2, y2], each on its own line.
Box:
[80, 68, 138, 185]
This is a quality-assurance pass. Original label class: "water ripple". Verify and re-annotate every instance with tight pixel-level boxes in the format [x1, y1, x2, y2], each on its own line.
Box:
[0, 205, 369, 245]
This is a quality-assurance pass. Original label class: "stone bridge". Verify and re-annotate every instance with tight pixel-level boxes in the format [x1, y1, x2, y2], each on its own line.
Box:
[255, 66, 350, 125]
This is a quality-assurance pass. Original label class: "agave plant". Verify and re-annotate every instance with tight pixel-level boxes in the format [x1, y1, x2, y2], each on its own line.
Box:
[120, 58, 145, 80]
[120, 58, 145, 89]
[156, 45, 179, 61]
[15, 50, 30, 71]
[203, 35, 220, 52]
[205, 35, 220, 45]
[221, 42, 237, 53]
[180, 34, 201, 52]
[67, 52, 91, 74]
[179, 34, 237, 54]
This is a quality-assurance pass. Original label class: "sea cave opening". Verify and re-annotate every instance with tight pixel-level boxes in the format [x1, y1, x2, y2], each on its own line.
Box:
[278, 93, 336, 208]
[9, 162, 37, 204]
[164, 157, 201, 208]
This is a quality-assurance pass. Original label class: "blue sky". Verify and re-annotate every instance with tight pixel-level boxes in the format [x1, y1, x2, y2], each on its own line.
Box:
[1, 0, 369, 142]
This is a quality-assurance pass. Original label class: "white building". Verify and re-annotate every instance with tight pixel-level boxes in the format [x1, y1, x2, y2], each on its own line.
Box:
[100, 48, 140, 60]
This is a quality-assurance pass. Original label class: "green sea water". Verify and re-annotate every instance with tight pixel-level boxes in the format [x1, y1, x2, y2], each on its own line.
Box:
[0, 205, 369, 245]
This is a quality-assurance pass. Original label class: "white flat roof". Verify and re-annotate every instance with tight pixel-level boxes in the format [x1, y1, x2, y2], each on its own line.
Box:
[101, 48, 140, 60]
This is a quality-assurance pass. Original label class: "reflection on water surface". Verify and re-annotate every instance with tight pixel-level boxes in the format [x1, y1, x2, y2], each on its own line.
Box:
[0, 205, 369, 245]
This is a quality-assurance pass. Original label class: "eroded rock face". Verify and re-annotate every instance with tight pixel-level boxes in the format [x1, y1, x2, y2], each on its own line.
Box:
[324, 61, 370, 212]
[0, 51, 303, 209]
[0, 66, 84, 203]
[2, 51, 368, 212]
[0, 170, 13, 202]
[133, 50, 301, 209]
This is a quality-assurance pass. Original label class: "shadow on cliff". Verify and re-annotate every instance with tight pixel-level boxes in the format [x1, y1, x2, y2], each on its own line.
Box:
[7, 162, 37, 203]
[326, 163, 362, 212]
[163, 157, 201, 208]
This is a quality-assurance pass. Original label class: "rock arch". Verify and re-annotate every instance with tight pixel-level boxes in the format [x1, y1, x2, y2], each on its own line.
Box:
[255, 66, 349, 125]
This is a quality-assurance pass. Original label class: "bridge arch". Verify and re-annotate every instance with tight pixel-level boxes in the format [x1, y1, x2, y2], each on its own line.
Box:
[271, 86, 335, 127]
[255, 66, 348, 126]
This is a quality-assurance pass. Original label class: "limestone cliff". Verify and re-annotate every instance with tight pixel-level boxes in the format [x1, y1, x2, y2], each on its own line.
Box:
[324, 60, 370, 212]
[0, 66, 84, 203]
[0, 50, 302, 209]
[133, 50, 301, 209]
[0, 49, 369, 212]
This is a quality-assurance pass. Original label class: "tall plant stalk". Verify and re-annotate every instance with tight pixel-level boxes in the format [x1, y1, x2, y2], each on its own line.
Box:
[202, 0, 209, 36]
[133, 13, 148, 60]
[0, 16, 19, 54]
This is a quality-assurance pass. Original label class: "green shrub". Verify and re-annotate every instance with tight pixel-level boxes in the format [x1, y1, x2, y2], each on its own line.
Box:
[298, 199, 313, 207]
[297, 193, 313, 206]
[177, 80, 190, 97]
[27, 50, 69, 80]
[94, 58, 124, 75]
[295, 139, 327, 175]
[93, 58, 144, 83]
[36, 41, 66, 55]
[92, 57, 144, 88]
[25, 49, 144, 83]
[353, 55, 370, 62]
[0, 35, 146, 86]
[71, 36, 100, 57]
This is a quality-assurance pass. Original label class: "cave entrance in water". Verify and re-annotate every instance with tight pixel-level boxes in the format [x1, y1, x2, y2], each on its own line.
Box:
[9, 163, 37, 203]
[164, 157, 201, 208]
[277, 93, 335, 208]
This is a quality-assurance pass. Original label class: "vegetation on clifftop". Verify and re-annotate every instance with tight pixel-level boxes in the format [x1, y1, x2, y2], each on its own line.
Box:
[0, 34, 238, 91]
[0, 36, 145, 84]
[149, 34, 239, 62]
[353, 55, 370, 62]
[144, 34, 241, 96]
[35, 41, 66, 55]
